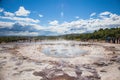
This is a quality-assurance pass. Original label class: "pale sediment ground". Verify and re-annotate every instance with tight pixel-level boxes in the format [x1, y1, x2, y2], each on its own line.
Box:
[0, 40, 120, 80]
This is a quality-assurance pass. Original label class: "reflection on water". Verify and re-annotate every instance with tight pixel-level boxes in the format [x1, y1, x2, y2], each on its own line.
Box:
[42, 45, 87, 58]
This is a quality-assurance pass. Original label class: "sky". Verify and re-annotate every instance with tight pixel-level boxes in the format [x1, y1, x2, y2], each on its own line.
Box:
[0, 0, 120, 36]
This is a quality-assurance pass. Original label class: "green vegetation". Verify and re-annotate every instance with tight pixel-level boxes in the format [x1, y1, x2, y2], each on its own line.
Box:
[0, 27, 120, 43]
[63, 27, 120, 41]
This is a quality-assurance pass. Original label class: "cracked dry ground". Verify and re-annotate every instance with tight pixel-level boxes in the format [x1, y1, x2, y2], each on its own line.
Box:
[0, 42, 120, 80]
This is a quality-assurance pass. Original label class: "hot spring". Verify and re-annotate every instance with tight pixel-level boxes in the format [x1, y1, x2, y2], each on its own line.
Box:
[42, 44, 87, 58]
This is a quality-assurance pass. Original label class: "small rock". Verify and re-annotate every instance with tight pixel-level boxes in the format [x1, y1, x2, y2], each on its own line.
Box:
[15, 60, 23, 66]
[93, 61, 108, 67]
[118, 67, 120, 70]
[81, 70, 94, 77]
[13, 72, 21, 76]
[110, 58, 116, 62]
[116, 57, 120, 63]
[35, 61, 41, 65]
[100, 69, 107, 72]
[0, 61, 6, 66]
[49, 73, 77, 80]
[110, 56, 120, 63]
[75, 66, 82, 76]
[54, 72, 64, 76]
[33, 71, 46, 77]
[13, 67, 18, 70]
[62, 68, 77, 77]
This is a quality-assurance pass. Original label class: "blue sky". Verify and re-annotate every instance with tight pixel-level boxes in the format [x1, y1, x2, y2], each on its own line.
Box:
[0, 0, 120, 36]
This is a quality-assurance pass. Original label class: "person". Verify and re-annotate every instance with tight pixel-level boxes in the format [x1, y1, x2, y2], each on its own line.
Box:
[118, 37, 120, 44]
[116, 37, 119, 44]
[106, 37, 111, 43]
[112, 37, 115, 43]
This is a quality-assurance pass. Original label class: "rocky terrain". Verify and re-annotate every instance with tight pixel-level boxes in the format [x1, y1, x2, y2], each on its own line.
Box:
[0, 40, 120, 80]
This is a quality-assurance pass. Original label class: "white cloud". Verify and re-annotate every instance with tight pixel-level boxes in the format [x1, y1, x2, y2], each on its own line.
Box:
[99, 11, 117, 19]
[4, 31, 39, 36]
[0, 16, 40, 23]
[1, 8, 39, 23]
[0, 8, 41, 31]
[4, 11, 15, 17]
[90, 12, 96, 17]
[49, 20, 59, 25]
[15, 6, 30, 16]
[100, 11, 111, 16]
[0, 10, 120, 35]
[18, 31, 39, 36]
[75, 16, 79, 19]
[39, 14, 43, 17]
[0, 8, 4, 12]
[0, 21, 14, 28]
[19, 22, 45, 30]
[0, 20, 43, 32]
[45, 11, 120, 34]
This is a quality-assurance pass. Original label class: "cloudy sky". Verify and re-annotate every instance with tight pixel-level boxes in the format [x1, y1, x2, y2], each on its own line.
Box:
[0, 0, 120, 36]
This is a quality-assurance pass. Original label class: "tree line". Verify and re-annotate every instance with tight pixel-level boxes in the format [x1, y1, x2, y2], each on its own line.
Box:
[0, 27, 120, 43]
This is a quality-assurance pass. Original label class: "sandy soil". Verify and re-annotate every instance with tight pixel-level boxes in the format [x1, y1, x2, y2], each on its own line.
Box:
[0, 40, 120, 80]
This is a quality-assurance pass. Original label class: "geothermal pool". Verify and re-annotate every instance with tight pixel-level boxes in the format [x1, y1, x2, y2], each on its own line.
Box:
[1, 41, 120, 80]
[41, 43, 87, 58]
